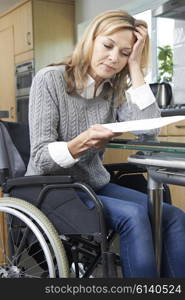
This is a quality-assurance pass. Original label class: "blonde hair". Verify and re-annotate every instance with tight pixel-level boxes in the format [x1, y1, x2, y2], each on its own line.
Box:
[53, 9, 149, 104]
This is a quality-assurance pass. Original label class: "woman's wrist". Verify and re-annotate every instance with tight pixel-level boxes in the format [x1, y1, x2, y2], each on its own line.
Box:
[128, 63, 145, 88]
[67, 134, 89, 159]
[67, 139, 82, 159]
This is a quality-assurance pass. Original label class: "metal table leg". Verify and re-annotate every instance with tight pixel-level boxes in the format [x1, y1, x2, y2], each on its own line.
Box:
[128, 151, 185, 276]
[147, 168, 163, 275]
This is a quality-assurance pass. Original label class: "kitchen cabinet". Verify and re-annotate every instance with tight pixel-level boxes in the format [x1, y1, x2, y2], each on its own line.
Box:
[33, 0, 74, 72]
[0, 26, 16, 121]
[166, 120, 185, 136]
[0, 0, 75, 121]
[12, 1, 33, 55]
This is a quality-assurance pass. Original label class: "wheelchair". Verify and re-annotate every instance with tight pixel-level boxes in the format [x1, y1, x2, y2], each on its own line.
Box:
[0, 120, 171, 278]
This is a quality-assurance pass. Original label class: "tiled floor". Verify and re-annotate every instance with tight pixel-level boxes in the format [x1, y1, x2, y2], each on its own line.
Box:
[7, 234, 122, 278]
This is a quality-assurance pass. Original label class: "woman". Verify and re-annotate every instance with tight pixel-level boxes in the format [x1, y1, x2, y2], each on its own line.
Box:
[26, 10, 185, 277]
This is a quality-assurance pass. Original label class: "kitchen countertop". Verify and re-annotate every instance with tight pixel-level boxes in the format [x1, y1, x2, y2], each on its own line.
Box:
[0, 111, 9, 118]
[161, 106, 185, 116]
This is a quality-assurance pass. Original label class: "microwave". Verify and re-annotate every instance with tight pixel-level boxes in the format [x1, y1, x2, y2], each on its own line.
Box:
[15, 61, 35, 97]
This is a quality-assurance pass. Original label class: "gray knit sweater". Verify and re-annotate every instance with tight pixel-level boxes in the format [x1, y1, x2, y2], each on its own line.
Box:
[26, 66, 161, 191]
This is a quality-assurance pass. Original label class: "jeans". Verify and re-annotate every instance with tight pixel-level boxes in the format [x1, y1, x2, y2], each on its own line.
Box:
[92, 183, 185, 278]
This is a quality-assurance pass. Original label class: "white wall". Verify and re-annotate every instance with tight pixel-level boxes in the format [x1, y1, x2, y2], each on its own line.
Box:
[75, 0, 169, 25]
[172, 20, 185, 104]
[75, 0, 169, 46]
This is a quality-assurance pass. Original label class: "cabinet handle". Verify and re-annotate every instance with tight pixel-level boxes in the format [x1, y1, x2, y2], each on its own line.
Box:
[26, 32, 32, 46]
[10, 107, 14, 119]
[175, 125, 185, 128]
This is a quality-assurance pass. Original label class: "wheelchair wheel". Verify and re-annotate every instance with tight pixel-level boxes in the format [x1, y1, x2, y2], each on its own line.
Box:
[0, 197, 69, 278]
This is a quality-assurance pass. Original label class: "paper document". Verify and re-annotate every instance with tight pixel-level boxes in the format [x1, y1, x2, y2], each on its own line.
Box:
[102, 115, 185, 133]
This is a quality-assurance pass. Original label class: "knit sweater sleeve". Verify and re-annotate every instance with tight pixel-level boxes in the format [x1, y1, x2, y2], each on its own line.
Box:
[117, 84, 161, 136]
[28, 68, 65, 174]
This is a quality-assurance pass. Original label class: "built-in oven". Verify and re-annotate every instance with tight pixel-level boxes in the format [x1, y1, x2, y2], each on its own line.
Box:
[17, 97, 29, 124]
[15, 60, 34, 123]
[16, 61, 34, 97]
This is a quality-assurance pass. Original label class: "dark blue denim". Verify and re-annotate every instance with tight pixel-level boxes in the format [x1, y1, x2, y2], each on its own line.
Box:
[90, 183, 185, 277]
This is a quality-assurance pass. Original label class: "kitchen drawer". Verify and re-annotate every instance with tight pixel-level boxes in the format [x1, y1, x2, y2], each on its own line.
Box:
[167, 120, 185, 136]
[159, 125, 168, 136]
[166, 136, 185, 143]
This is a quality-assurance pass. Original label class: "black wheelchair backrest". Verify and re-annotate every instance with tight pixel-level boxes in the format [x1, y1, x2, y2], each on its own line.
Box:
[0, 121, 30, 179]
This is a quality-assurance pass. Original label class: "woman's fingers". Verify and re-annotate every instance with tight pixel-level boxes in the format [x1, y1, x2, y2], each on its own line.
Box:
[90, 124, 114, 139]
[133, 25, 148, 45]
[128, 25, 148, 67]
[67, 124, 117, 157]
[135, 25, 148, 36]
[87, 124, 115, 149]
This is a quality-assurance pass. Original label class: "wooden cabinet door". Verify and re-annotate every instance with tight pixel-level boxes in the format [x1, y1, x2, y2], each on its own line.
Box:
[0, 26, 16, 121]
[33, 0, 75, 71]
[167, 120, 185, 136]
[13, 1, 33, 55]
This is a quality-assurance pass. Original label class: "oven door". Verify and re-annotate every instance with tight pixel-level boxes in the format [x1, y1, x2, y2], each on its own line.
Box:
[16, 70, 34, 97]
[16, 96, 29, 124]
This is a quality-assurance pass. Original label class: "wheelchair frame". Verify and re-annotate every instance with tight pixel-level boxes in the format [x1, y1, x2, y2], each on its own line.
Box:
[0, 120, 120, 278]
[1, 177, 118, 278]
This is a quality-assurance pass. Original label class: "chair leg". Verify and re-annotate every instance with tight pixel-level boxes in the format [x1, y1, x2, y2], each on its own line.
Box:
[102, 252, 118, 278]
[71, 245, 80, 277]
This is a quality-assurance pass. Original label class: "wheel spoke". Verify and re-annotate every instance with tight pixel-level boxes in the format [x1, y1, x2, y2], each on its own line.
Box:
[0, 198, 69, 278]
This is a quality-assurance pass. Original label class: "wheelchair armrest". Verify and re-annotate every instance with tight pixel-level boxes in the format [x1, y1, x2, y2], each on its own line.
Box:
[104, 162, 146, 174]
[5, 175, 73, 190]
